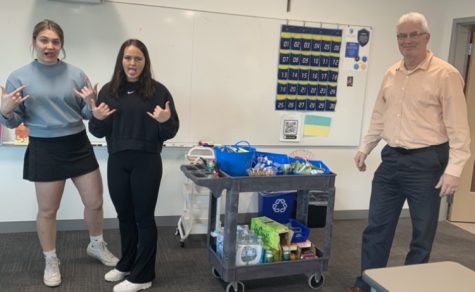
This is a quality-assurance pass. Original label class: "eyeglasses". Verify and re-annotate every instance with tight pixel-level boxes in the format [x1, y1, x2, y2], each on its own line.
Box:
[396, 31, 427, 41]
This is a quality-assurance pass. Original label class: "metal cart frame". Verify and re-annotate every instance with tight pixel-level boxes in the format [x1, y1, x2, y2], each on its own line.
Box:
[180, 164, 336, 292]
[176, 147, 221, 247]
[176, 179, 210, 247]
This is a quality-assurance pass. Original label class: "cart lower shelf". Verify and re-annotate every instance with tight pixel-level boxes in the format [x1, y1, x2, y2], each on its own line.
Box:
[211, 264, 326, 292]
[209, 245, 328, 291]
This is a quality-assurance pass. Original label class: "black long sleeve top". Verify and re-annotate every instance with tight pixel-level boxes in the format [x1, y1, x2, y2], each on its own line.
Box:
[89, 80, 179, 154]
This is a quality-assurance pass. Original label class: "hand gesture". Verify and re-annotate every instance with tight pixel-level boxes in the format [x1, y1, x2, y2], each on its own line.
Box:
[74, 82, 98, 109]
[147, 101, 171, 123]
[0, 85, 30, 118]
[90, 99, 116, 120]
[435, 173, 460, 197]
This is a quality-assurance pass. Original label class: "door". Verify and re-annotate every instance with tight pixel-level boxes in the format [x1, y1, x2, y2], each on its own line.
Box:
[448, 27, 475, 222]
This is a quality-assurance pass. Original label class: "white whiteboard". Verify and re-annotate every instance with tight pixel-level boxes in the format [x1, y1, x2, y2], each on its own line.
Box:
[183, 14, 371, 146]
[0, 1, 371, 147]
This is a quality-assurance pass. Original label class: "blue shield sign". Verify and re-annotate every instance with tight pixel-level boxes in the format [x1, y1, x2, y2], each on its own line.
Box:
[358, 29, 370, 47]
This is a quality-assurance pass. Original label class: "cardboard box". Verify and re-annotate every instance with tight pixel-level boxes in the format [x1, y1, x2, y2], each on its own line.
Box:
[251, 216, 293, 251]
[296, 239, 318, 260]
[281, 243, 298, 261]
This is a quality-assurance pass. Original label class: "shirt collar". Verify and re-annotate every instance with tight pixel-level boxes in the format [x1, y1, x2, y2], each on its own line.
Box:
[396, 50, 433, 73]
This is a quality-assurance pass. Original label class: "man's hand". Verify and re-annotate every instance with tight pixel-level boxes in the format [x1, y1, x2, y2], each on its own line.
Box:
[435, 173, 460, 197]
[354, 151, 367, 172]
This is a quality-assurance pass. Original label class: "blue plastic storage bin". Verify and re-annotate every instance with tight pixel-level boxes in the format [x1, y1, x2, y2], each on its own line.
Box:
[253, 151, 331, 175]
[258, 191, 296, 224]
[290, 157, 331, 175]
[287, 219, 310, 243]
[255, 151, 290, 165]
[213, 141, 256, 176]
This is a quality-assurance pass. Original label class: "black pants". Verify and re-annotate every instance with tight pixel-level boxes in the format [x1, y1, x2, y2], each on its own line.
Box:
[355, 143, 449, 291]
[108, 150, 162, 283]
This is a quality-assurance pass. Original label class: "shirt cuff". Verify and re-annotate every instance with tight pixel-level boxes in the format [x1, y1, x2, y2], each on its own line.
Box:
[358, 145, 372, 155]
[444, 164, 464, 178]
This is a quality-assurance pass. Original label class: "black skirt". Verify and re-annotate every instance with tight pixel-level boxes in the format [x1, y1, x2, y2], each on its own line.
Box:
[24, 130, 99, 182]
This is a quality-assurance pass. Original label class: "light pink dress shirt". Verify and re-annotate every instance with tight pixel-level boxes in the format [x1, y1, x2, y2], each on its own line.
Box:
[359, 51, 471, 177]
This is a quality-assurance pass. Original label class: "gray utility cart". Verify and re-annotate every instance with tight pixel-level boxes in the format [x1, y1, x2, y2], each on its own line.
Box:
[180, 164, 336, 292]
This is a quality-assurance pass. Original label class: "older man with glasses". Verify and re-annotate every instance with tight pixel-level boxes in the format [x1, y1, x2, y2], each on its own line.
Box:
[347, 11, 471, 292]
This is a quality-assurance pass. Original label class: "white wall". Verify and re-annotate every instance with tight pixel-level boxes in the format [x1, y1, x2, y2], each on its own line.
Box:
[0, 0, 472, 223]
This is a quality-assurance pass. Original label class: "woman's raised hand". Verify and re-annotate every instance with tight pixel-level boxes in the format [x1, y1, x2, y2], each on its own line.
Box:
[0, 85, 29, 118]
[90, 99, 116, 120]
[147, 101, 171, 123]
[74, 81, 98, 109]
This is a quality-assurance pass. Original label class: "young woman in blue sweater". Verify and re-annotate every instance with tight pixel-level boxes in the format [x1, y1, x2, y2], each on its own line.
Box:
[0, 19, 118, 287]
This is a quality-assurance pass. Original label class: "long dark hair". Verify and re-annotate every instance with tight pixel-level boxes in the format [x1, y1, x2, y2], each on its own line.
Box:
[109, 39, 154, 98]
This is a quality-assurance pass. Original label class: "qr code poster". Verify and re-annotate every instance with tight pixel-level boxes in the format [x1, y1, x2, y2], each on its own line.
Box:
[280, 115, 301, 142]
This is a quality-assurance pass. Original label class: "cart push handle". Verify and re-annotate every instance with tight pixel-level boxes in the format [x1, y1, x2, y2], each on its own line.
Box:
[186, 146, 215, 161]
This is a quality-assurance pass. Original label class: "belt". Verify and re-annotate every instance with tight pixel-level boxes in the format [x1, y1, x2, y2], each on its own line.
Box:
[389, 142, 448, 154]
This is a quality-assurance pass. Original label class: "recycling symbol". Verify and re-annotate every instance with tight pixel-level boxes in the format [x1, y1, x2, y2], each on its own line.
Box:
[272, 198, 288, 213]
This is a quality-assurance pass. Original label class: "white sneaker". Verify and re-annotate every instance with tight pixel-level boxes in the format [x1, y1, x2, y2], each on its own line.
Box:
[113, 280, 152, 292]
[105, 268, 130, 282]
[87, 241, 119, 267]
[43, 256, 61, 287]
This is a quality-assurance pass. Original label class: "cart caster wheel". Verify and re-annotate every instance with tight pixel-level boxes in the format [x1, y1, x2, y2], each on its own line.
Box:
[211, 267, 221, 279]
[308, 273, 325, 289]
[226, 281, 245, 292]
[179, 240, 185, 248]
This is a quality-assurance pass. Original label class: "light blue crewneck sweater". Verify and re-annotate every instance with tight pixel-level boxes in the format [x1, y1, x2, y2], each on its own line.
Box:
[0, 60, 92, 138]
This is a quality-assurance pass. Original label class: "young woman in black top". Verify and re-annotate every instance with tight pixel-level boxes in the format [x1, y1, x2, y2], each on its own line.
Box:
[89, 39, 179, 292]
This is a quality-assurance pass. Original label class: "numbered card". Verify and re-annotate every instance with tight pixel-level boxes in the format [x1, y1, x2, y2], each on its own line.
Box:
[276, 25, 342, 112]
[275, 98, 286, 111]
